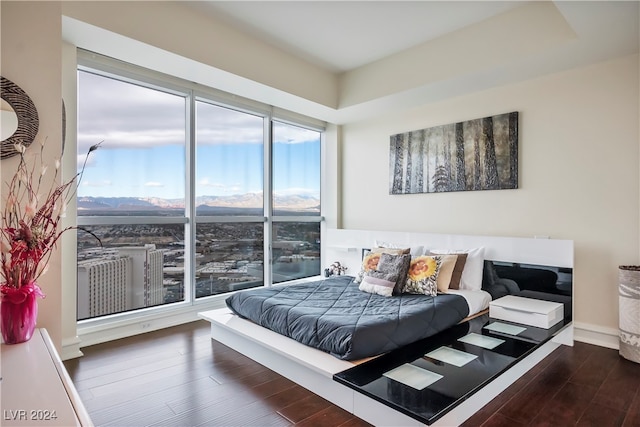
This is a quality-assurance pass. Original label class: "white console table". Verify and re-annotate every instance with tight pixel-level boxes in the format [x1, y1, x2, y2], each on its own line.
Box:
[0, 329, 92, 426]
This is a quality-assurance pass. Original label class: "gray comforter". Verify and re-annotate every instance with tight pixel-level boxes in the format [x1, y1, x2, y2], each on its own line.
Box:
[225, 275, 469, 360]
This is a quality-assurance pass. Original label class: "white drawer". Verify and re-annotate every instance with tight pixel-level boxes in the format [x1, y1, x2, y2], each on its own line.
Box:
[489, 296, 564, 329]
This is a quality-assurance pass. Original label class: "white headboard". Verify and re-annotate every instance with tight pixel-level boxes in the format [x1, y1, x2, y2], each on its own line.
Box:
[324, 228, 574, 273]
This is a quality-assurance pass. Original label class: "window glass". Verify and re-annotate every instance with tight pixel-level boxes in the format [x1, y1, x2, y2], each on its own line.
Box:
[272, 222, 321, 284]
[77, 224, 185, 320]
[194, 222, 264, 298]
[77, 71, 186, 216]
[77, 70, 187, 320]
[272, 122, 321, 215]
[195, 101, 264, 215]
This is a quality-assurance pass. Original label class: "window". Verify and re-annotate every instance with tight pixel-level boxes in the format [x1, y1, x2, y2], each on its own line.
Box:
[77, 69, 188, 320]
[77, 224, 186, 320]
[77, 71, 186, 213]
[272, 222, 320, 284]
[194, 101, 266, 299]
[195, 101, 264, 213]
[271, 122, 321, 284]
[193, 222, 264, 298]
[76, 54, 323, 320]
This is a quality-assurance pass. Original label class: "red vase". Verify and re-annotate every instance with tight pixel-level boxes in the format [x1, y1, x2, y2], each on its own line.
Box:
[1, 282, 44, 344]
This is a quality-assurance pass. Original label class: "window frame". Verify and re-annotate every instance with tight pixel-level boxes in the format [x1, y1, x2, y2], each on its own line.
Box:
[75, 51, 325, 327]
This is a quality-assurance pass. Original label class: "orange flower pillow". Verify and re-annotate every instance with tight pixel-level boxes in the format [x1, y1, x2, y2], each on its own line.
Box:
[354, 251, 381, 284]
[402, 255, 442, 296]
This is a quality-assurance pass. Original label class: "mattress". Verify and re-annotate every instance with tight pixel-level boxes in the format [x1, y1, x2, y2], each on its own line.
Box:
[447, 288, 492, 317]
[225, 275, 471, 360]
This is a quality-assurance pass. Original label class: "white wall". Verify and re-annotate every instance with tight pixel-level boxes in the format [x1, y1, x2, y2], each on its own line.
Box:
[339, 54, 640, 334]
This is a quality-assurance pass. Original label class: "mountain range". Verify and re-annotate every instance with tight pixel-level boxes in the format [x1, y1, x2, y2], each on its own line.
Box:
[77, 193, 320, 212]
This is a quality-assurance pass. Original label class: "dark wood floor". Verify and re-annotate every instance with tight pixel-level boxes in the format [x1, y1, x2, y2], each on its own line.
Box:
[64, 320, 640, 427]
[64, 320, 371, 427]
[462, 335, 640, 427]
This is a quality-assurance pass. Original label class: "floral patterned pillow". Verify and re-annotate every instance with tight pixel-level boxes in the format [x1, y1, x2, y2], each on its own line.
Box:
[402, 255, 442, 296]
[354, 250, 382, 283]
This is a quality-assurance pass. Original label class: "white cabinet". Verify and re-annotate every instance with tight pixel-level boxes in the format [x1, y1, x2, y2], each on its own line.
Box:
[0, 329, 92, 426]
[490, 295, 564, 329]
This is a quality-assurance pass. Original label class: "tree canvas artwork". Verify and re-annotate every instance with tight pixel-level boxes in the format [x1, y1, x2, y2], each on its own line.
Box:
[389, 112, 518, 194]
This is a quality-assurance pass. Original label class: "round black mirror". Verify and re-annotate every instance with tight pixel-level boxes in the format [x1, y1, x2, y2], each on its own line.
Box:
[1, 76, 39, 159]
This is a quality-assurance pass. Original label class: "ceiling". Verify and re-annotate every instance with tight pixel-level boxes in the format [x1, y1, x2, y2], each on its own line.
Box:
[188, 1, 639, 74]
[64, 1, 639, 123]
[191, 1, 528, 73]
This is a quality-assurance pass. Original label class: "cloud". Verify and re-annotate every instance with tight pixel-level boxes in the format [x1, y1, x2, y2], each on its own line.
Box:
[196, 102, 264, 145]
[78, 129, 185, 153]
[77, 70, 321, 157]
[196, 127, 263, 145]
[198, 178, 225, 188]
[81, 179, 112, 188]
[144, 181, 165, 188]
[78, 70, 187, 153]
[197, 178, 264, 196]
[77, 153, 98, 170]
[273, 122, 320, 145]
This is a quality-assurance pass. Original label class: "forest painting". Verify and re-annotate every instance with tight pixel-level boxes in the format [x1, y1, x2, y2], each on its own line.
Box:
[389, 111, 518, 194]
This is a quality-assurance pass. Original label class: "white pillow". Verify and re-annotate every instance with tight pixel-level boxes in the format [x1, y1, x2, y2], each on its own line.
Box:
[428, 247, 485, 291]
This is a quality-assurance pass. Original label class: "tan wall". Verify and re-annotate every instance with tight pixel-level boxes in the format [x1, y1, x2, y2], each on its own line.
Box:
[339, 54, 640, 331]
[1, 1, 63, 349]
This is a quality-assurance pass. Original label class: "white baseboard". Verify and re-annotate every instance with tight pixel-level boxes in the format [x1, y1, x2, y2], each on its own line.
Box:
[573, 321, 619, 350]
[77, 299, 226, 348]
[61, 335, 84, 361]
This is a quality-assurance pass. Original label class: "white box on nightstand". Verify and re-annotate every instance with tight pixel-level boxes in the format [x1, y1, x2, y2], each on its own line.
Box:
[489, 295, 564, 329]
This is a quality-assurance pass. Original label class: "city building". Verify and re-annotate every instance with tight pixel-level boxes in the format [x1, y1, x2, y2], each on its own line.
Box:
[77, 245, 164, 319]
[77, 257, 131, 320]
[118, 245, 165, 309]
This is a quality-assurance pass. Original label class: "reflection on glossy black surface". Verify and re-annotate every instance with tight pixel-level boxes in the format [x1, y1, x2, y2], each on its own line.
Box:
[492, 262, 572, 296]
[484, 261, 573, 319]
[334, 314, 571, 425]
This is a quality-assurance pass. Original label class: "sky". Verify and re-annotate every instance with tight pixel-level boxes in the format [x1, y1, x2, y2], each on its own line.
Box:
[77, 70, 320, 201]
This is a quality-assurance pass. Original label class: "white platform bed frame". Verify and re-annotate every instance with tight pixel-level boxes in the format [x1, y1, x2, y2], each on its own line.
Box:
[199, 229, 574, 426]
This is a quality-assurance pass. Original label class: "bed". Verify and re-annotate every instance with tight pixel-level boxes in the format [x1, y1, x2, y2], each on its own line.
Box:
[200, 229, 575, 426]
[225, 275, 490, 360]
